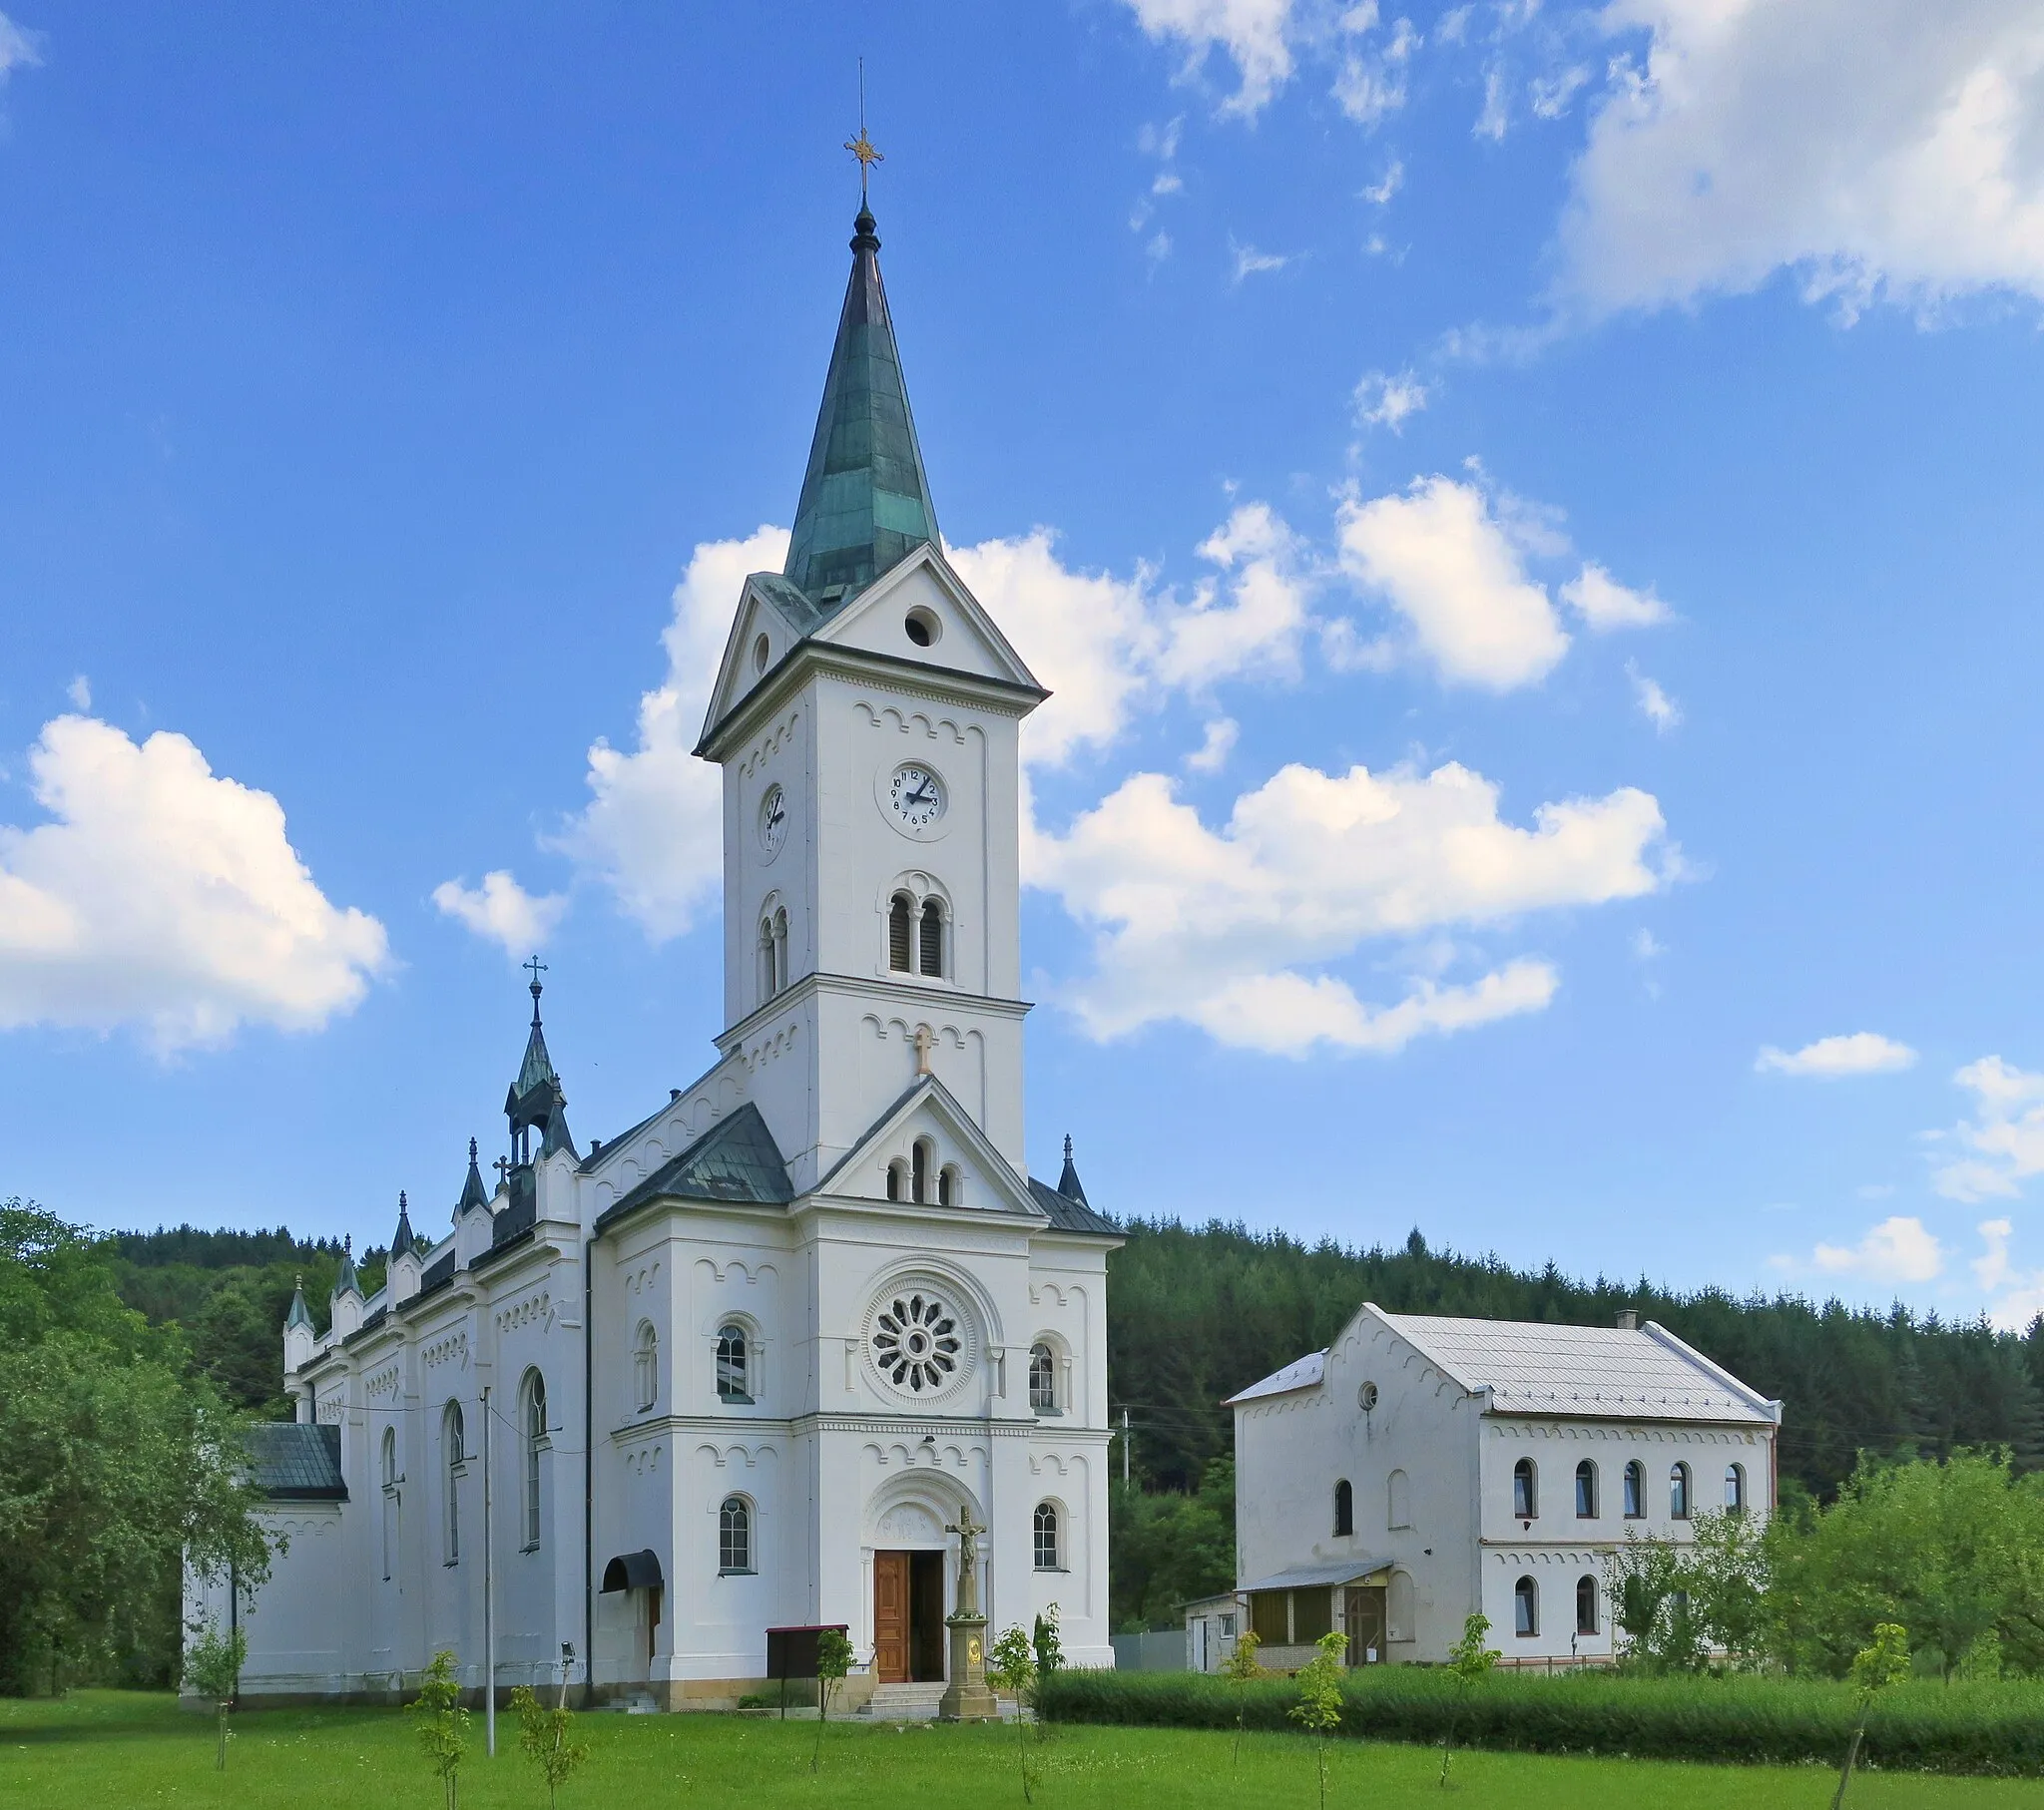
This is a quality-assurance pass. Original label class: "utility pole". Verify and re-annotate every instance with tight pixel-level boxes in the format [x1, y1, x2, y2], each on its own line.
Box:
[1121, 1407, 1131, 1487]
[482, 1383, 496, 1757]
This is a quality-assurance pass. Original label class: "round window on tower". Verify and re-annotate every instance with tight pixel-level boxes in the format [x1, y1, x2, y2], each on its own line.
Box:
[1358, 1381, 1379, 1412]
[904, 607, 940, 649]
[753, 633, 769, 674]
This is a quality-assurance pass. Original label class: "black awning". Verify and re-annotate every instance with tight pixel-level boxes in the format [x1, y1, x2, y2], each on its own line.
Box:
[601, 1549, 664, 1592]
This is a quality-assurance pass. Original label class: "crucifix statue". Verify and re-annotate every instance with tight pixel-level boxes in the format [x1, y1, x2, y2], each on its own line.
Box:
[912, 1024, 934, 1077]
[944, 1507, 985, 1617]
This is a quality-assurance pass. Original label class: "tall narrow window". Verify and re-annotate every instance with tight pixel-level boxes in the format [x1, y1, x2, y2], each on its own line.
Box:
[918, 899, 943, 977]
[1623, 1460, 1645, 1519]
[1513, 1458, 1537, 1519]
[523, 1373, 547, 1548]
[717, 1325, 751, 1403]
[1029, 1343, 1057, 1413]
[719, 1496, 753, 1574]
[1576, 1575, 1600, 1635]
[634, 1322, 658, 1413]
[911, 1138, 931, 1204]
[1386, 1469, 1411, 1531]
[443, 1402, 464, 1565]
[380, 1428, 398, 1583]
[759, 918, 775, 1000]
[1514, 1575, 1538, 1637]
[886, 1159, 907, 1202]
[1033, 1502, 1061, 1571]
[1670, 1462, 1692, 1520]
[1575, 1460, 1597, 1519]
[1333, 1479, 1354, 1537]
[937, 1163, 959, 1207]
[772, 907, 788, 992]
[888, 893, 913, 972]
[1725, 1463, 1746, 1515]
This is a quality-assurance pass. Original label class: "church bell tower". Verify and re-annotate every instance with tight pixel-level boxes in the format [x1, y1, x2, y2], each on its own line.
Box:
[693, 200, 1048, 1198]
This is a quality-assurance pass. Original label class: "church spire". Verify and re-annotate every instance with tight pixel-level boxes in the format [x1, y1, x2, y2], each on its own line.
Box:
[1057, 1133, 1090, 1208]
[456, 1137, 489, 1216]
[781, 140, 939, 606]
[391, 1189, 415, 1256]
[504, 961, 576, 1164]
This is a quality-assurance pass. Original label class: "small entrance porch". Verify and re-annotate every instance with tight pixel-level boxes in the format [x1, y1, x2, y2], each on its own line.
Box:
[872, 1549, 946, 1684]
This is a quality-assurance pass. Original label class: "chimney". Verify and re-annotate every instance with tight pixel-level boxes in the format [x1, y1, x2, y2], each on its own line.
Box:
[1615, 1309, 1639, 1331]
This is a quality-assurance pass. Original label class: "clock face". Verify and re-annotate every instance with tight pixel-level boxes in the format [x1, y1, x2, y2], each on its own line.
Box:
[888, 764, 945, 830]
[758, 783, 788, 856]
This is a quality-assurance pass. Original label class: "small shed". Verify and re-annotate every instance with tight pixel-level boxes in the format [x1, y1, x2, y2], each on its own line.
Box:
[1182, 1590, 1243, 1673]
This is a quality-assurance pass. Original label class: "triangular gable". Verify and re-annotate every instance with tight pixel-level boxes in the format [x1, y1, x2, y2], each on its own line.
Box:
[812, 1073, 1045, 1220]
[699, 571, 824, 748]
[810, 543, 1042, 692]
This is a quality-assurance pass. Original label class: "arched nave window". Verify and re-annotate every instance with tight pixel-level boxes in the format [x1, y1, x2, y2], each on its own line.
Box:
[442, 1401, 464, 1565]
[380, 1428, 398, 1583]
[1033, 1502, 1061, 1571]
[1623, 1460, 1645, 1519]
[1028, 1343, 1057, 1413]
[717, 1325, 752, 1404]
[634, 1322, 659, 1413]
[1513, 1575, 1538, 1637]
[1725, 1462, 1747, 1514]
[1512, 1458, 1537, 1519]
[719, 1496, 754, 1575]
[522, 1371, 548, 1548]
[1576, 1575, 1600, 1635]
[1575, 1460, 1598, 1519]
[1670, 1462, 1693, 1520]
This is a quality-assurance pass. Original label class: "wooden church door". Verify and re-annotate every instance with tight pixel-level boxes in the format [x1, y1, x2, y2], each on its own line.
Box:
[873, 1552, 910, 1683]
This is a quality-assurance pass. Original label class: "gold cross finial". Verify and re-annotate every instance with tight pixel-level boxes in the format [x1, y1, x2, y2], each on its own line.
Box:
[844, 58, 882, 200]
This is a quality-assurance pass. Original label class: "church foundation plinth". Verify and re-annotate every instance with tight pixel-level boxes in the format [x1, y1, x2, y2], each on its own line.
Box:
[936, 1613, 999, 1721]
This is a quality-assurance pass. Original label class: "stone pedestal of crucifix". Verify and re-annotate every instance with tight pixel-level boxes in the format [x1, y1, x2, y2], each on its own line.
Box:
[937, 1508, 999, 1721]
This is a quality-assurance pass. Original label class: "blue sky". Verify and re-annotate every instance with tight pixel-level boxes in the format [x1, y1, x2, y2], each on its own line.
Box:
[5, 2, 2044, 1326]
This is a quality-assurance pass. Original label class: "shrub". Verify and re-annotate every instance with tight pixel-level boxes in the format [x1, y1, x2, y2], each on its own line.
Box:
[1037, 1663, 2044, 1775]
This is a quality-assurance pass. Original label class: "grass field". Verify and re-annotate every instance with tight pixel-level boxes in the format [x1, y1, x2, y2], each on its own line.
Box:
[2, 1691, 2040, 1809]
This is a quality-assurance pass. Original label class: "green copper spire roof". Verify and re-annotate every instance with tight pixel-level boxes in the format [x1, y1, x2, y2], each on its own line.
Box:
[331, 1235, 360, 1300]
[457, 1138, 489, 1216]
[284, 1275, 313, 1332]
[391, 1189, 414, 1254]
[781, 205, 939, 605]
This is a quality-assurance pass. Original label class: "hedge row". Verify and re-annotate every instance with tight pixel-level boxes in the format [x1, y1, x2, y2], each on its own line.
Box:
[1037, 1666, 2044, 1776]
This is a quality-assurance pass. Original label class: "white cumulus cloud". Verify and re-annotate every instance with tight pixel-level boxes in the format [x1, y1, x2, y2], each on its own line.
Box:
[1807, 1214, 1945, 1285]
[1756, 1032, 1918, 1078]
[1031, 758, 1669, 1052]
[1355, 368, 1429, 431]
[554, 524, 788, 941]
[1122, 0, 1299, 116]
[1627, 663, 1682, 734]
[432, 871, 568, 956]
[1562, 0, 2044, 318]
[0, 10, 42, 83]
[1932, 1055, 2044, 1201]
[1563, 563, 1671, 631]
[1973, 1218, 2044, 1330]
[0, 715, 389, 1053]
[1335, 475, 1570, 689]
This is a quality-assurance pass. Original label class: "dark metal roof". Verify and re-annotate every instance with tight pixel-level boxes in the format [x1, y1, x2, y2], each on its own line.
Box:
[245, 1423, 347, 1502]
[1027, 1176, 1117, 1237]
[457, 1138, 490, 1216]
[419, 1248, 456, 1294]
[781, 205, 938, 607]
[601, 1549, 664, 1592]
[597, 1104, 793, 1228]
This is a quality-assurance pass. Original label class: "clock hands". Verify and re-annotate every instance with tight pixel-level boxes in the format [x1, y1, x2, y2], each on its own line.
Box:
[903, 779, 934, 811]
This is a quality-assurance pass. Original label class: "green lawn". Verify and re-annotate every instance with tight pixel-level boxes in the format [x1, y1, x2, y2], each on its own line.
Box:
[0, 1690, 2031, 1808]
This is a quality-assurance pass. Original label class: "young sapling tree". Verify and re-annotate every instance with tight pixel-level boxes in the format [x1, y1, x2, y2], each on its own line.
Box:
[1439, 1612, 1498, 1786]
[409, 1649, 470, 1810]
[1288, 1629, 1349, 1810]
[1833, 1621, 1910, 1810]
[811, 1627, 854, 1774]
[183, 1619, 246, 1772]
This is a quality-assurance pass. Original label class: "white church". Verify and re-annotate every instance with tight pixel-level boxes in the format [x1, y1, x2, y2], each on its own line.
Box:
[192, 194, 1120, 1709]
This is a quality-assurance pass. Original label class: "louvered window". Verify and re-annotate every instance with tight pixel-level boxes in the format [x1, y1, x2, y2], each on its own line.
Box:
[919, 899, 943, 976]
[888, 893, 912, 972]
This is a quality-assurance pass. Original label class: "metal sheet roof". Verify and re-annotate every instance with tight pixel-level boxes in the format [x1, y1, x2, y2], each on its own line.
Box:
[244, 1422, 346, 1501]
[1384, 1312, 1776, 1423]
[1225, 1350, 1324, 1405]
[1239, 1559, 1391, 1593]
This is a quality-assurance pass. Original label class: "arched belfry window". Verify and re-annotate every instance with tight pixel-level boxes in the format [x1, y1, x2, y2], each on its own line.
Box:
[911, 1137, 933, 1205]
[717, 1325, 751, 1403]
[1333, 1479, 1354, 1537]
[918, 898, 944, 977]
[758, 917, 775, 1000]
[885, 1158, 907, 1201]
[937, 1163, 960, 1207]
[888, 893, 913, 973]
[634, 1322, 658, 1413]
[1029, 1343, 1056, 1413]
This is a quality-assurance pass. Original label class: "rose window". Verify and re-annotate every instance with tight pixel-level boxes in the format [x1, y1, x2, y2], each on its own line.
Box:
[871, 1292, 962, 1393]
